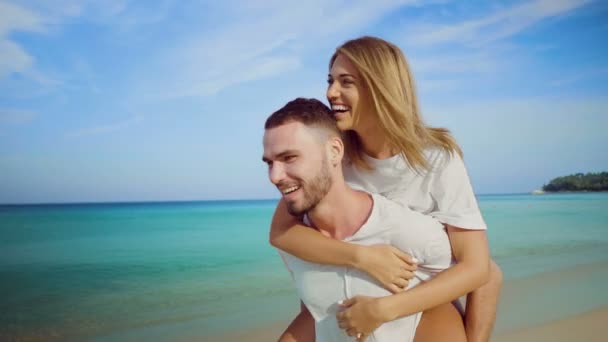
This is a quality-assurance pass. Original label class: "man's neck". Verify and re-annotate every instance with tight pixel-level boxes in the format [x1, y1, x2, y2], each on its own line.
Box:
[307, 180, 373, 240]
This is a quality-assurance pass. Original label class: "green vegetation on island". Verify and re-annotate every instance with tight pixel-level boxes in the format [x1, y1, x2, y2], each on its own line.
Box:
[542, 172, 608, 192]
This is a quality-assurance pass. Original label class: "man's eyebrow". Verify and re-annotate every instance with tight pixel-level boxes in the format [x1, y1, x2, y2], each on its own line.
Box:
[261, 150, 298, 163]
[276, 150, 298, 158]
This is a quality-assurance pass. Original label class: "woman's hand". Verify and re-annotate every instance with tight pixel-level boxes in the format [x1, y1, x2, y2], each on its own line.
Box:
[354, 245, 418, 293]
[336, 296, 389, 341]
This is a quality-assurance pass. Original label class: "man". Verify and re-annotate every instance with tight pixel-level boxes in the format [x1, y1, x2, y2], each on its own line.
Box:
[262, 98, 464, 341]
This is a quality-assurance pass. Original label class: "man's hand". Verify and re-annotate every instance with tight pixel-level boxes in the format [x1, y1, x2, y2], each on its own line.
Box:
[354, 245, 418, 293]
[336, 296, 389, 341]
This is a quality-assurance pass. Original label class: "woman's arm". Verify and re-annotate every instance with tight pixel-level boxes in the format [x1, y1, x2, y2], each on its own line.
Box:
[337, 227, 490, 336]
[270, 198, 417, 293]
[381, 226, 490, 317]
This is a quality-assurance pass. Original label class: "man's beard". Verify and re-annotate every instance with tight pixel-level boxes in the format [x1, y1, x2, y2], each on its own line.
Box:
[286, 158, 332, 216]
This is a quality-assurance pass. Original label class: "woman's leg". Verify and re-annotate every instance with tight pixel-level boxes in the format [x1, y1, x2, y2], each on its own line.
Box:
[278, 305, 315, 342]
[464, 259, 503, 342]
[414, 301, 466, 342]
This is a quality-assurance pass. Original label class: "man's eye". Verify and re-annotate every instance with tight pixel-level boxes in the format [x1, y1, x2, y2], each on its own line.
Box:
[285, 155, 296, 162]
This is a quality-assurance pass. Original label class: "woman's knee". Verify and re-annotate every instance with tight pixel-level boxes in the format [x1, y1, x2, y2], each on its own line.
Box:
[488, 259, 503, 288]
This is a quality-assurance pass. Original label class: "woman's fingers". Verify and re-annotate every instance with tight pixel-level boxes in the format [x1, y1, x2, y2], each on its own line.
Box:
[386, 283, 403, 294]
[394, 277, 409, 289]
[346, 328, 358, 337]
[391, 248, 418, 270]
[400, 269, 415, 280]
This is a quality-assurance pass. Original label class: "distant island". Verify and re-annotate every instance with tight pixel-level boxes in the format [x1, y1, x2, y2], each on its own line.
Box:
[540, 172, 608, 192]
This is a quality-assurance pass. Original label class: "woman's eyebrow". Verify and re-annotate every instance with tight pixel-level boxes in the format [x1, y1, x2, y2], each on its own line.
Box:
[328, 73, 356, 78]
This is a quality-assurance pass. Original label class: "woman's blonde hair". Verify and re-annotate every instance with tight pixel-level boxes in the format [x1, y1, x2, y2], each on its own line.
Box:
[330, 36, 462, 172]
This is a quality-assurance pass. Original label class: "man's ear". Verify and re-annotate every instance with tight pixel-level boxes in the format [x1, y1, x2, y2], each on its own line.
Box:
[327, 135, 344, 166]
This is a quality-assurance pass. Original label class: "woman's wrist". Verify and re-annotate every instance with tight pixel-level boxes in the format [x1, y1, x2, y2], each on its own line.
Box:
[350, 244, 367, 269]
[376, 296, 399, 323]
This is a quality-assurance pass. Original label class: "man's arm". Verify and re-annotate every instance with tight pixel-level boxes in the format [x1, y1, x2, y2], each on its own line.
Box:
[278, 302, 315, 342]
[270, 198, 417, 293]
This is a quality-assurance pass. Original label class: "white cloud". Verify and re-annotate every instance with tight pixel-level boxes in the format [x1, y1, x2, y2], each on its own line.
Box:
[0, 1, 44, 78]
[66, 115, 144, 138]
[410, 49, 503, 75]
[140, 0, 433, 99]
[0, 39, 34, 78]
[0, 109, 37, 125]
[0, 1, 44, 33]
[0, 0, 142, 82]
[410, 0, 592, 46]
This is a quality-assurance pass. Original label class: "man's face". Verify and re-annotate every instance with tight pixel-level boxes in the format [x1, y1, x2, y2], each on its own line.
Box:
[263, 121, 332, 216]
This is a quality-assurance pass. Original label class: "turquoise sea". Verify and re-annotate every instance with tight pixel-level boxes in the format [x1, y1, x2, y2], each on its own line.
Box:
[1, 193, 608, 341]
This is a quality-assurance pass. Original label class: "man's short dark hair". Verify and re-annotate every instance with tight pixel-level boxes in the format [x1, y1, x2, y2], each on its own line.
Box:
[265, 98, 339, 136]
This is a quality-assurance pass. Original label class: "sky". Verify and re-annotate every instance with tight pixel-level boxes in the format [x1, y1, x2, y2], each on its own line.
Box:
[0, 0, 607, 204]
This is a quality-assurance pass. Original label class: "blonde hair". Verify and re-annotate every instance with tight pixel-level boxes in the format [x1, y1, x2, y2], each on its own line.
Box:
[330, 36, 462, 172]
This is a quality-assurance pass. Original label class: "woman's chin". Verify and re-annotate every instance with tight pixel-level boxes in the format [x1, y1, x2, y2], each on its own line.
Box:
[335, 118, 354, 131]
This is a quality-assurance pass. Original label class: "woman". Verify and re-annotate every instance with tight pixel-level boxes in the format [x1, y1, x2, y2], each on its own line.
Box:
[272, 36, 502, 342]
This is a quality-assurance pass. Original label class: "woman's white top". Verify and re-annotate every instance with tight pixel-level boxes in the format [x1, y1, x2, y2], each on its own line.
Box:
[344, 148, 486, 230]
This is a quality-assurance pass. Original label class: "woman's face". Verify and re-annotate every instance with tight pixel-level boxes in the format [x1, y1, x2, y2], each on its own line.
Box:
[327, 54, 372, 133]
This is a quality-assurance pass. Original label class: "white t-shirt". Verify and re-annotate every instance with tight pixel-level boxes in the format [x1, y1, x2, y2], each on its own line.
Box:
[281, 193, 453, 342]
[344, 148, 486, 230]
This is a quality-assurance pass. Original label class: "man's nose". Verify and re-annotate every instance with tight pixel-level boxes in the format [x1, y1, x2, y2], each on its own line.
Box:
[269, 164, 285, 185]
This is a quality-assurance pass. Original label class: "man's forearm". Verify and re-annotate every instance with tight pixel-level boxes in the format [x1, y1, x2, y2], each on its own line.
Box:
[278, 308, 315, 342]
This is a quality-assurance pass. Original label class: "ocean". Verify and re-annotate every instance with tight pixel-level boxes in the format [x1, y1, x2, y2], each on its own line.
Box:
[1, 193, 607, 341]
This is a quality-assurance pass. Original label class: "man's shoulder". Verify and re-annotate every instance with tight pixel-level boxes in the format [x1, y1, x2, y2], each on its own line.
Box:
[371, 194, 409, 221]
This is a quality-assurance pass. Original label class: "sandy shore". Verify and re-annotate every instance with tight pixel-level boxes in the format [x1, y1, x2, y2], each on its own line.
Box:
[206, 307, 608, 341]
[205, 261, 608, 341]
[491, 307, 608, 342]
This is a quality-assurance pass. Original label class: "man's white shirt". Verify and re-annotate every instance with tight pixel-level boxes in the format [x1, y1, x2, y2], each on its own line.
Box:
[280, 193, 454, 342]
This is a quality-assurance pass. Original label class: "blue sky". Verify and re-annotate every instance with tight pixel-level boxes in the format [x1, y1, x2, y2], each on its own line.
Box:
[1, 0, 607, 204]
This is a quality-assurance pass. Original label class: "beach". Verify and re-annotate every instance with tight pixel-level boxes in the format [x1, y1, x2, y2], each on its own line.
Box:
[1, 193, 607, 341]
[208, 260, 608, 341]
[492, 308, 608, 342]
[210, 307, 608, 341]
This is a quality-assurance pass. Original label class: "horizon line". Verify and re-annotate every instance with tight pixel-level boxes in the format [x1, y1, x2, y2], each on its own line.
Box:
[0, 192, 578, 206]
